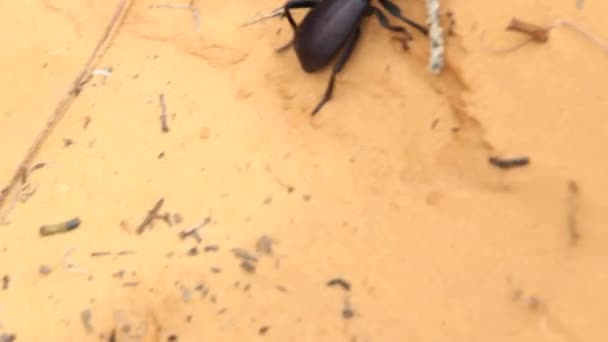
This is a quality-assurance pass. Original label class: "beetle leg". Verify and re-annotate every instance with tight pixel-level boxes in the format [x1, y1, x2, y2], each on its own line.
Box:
[377, 0, 428, 35]
[311, 27, 361, 116]
[367, 6, 412, 41]
[282, 0, 319, 31]
[276, 0, 319, 53]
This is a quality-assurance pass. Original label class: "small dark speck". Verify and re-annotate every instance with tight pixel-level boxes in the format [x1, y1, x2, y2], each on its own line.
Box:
[431, 118, 440, 129]
[258, 326, 270, 335]
[185, 315, 192, 323]
[42, 63, 48, 68]
[451, 127, 461, 133]
[276, 285, 288, 293]
[63, 138, 74, 147]
[263, 196, 272, 205]
[241, 260, 256, 273]
[210, 295, 217, 303]
[302, 194, 311, 201]
[217, 308, 227, 315]
[243, 283, 251, 292]
[204, 245, 219, 252]
[131, 74, 139, 80]
[158, 152, 165, 159]
[167, 334, 178, 342]
[187, 247, 198, 256]
[210, 267, 221, 273]
[2, 275, 9, 289]
[342, 308, 355, 319]
[39, 265, 52, 275]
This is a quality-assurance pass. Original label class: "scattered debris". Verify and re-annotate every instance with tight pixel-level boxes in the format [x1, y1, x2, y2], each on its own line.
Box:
[342, 296, 355, 319]
[203, 245, 219, 252]
[240, 260, 256, 273]
[327, 278, 351, 292]
[122, 282, 139, 287]
[149, 0, 201, 32]
[488, 156, 530, 169]
[92, 67, 112, 84]
[231, 248, 258, 262]
[445, 10, 456, 36]
[0, 334, 16, 342]
[425, 0, 445, 74]
[40, 217, 81, 236]
[112, 270, 125, 279]
[512, 288, 543, 311]
[83, 116, 92, 129]
[91, 251, 112, 257]
[256, 235, 274, 255]
[2, 274, 9, 289]
[179, 217, 211, 243]
[181, 287, 192, 303]
[108, 329, 116, 342]
[259, 326, 270, 335]
[567, 180, 580, 245]
[159, 93, 169, 133]
[39, 265, 52, 275]
[136, 198, 168, 235]
[187, 247, 198, 256]
[81, 309, 94, 332]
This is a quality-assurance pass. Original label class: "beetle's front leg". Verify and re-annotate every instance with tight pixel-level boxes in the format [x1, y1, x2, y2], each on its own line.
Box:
[275, 0, 319, 53]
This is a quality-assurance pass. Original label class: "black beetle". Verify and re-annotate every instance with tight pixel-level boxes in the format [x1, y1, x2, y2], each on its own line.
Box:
[276, 0, 428, 115]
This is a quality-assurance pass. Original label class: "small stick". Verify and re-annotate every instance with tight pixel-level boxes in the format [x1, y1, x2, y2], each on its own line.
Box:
[179, 217, 211, 243]
[326, 278, 351, 291]
[567, 180, 580, 245]
[481, 17, 608, 54]
[507, 17, 549, 42]
[136, 198, 165, 234]
[488, 156, 530, 169]
[159, 94, 169, 133]
[40, 217, 81, 236]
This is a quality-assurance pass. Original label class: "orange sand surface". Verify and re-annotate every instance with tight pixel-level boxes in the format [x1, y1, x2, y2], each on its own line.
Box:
[1, 0, 607, 341]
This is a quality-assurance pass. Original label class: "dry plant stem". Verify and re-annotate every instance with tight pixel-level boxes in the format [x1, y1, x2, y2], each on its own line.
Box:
[0, 0, 130, 213]
[507, 17, 549, 42]
[482, 17, 608, 54]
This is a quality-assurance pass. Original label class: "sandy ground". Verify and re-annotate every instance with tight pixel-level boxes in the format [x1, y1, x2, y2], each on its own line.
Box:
[1, 0, 607, 341]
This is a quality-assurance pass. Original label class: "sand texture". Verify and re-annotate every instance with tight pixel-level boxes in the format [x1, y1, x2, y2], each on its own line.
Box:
[0, 0, 607, 341]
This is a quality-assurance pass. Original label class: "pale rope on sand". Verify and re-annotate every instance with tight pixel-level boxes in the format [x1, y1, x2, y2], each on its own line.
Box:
[426, 0, 445, 74]
[0, 0, 131, 214]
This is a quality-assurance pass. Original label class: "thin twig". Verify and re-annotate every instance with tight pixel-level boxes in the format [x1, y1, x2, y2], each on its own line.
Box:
[481, 17, 608, 54]
[179, 217, 211, 243]
[136, 198, 165, 234]
[0, 0, 130, 213]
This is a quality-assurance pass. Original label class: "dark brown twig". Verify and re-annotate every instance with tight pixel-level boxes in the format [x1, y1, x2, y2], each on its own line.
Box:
[507, 17, 549, 42]
[136, 198, 165, 234]
[0, 0, 130, 213]
[488, 156, 530, 169]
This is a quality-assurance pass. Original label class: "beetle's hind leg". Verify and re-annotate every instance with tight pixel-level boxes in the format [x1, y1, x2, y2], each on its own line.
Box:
[377, 0, 428, 35]
[367, 6, 412, 41]
[311, 27, 361, 116]
[275, 0, 319, 53]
